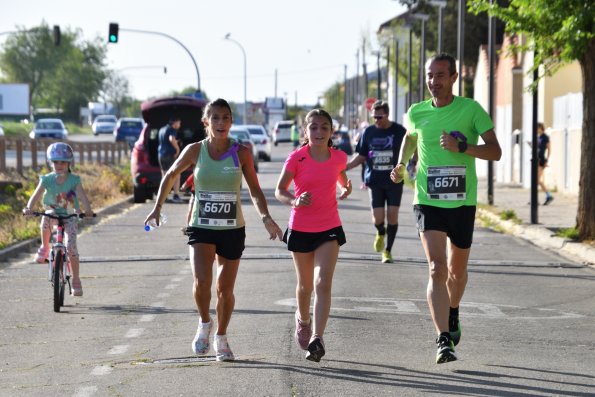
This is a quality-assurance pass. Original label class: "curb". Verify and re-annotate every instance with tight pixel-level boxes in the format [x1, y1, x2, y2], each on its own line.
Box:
[0, 195, 133, 264]
[477, 208, 595, 266]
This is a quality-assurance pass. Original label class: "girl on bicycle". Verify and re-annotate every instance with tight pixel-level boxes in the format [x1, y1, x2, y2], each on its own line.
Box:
[23, 142, 94, 297]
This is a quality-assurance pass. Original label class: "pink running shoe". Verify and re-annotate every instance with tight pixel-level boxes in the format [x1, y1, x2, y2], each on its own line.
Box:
[35, 247, 49, 263]
[71, 278, 83, 297]
[294, 311, 312, 350]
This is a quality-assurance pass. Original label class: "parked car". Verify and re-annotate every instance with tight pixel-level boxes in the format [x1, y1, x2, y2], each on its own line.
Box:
[332, 130, 353, 155]
[0, 123, 4, 136]
[229, 126, 259, 173]
[272, 120, 293, 146]
[92, 115, 118, 136]
[29, 118, 68, 140]
[239, 124, 272, 161]
[130, 96, 207, 203]
[114, 117, 144, 148]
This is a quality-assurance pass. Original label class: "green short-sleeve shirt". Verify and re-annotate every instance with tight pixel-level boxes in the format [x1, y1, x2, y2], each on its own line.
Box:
[405, 96, 494, 208]
[41, 172, 81, 215]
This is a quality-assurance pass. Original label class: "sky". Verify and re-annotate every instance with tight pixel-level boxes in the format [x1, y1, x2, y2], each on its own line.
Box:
[0, 0, 406, 106]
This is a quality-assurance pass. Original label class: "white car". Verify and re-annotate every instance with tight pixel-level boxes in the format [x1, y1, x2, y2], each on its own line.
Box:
[272, 120, 294, 145]
[239, 124, 272, 161]
[92, 115, 118, 135]
[0, 123, 4, 136]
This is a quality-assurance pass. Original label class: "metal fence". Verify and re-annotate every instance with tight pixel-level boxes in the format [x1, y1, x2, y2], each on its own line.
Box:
[0, 137, 130, 174]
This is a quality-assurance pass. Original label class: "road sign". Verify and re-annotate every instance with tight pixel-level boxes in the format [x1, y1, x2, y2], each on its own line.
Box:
[365, 97, 377, 111]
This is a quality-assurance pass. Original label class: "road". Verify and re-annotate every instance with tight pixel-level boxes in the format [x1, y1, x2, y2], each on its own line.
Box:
[1, 143, 594, 397]
[3, 134, 115, 168]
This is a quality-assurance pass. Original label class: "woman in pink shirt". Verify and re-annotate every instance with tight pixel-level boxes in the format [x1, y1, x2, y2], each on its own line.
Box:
[275, 108, 352, 362]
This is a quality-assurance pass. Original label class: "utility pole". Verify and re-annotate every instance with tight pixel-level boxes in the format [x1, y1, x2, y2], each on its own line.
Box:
[487, 1, 496, 205]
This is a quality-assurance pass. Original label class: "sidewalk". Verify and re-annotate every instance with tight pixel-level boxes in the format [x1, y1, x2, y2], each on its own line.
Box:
[476, 178, 595, 266]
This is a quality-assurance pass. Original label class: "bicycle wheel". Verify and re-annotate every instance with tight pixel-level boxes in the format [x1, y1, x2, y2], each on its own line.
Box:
[53, 251, 63, 313]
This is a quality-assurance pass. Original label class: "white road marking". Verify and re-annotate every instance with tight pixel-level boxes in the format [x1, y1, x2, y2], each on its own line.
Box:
[107, 345, 129, 355]
[73, 386, 98, 397]
[139, 314, 156, 322]
[125, 328, 144, 338]
[91, 365, 113, 376]
[274, 297, 585, 320]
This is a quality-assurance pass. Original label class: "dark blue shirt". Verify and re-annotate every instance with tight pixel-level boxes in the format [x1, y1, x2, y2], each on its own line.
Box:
[538, 133, 549, 161]
[158, 125, 178, 157]
[357, 122, 406, 187]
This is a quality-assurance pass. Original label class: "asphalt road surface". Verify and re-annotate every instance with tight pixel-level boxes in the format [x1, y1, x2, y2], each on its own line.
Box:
[1, 143, 594, 396]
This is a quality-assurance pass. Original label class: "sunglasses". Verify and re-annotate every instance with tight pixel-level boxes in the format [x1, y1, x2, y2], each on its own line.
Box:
[372, 115, 384, 120]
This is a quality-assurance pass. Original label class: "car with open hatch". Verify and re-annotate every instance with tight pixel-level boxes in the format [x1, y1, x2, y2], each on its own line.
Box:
[130, 96, 207, 203]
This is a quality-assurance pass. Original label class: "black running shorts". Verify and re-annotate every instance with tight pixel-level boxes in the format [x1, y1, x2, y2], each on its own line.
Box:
[283, 226, 346, 253]
[369, 182, 404, 208]
[186, 226, 246, 260]
[413, 204, 476, 249]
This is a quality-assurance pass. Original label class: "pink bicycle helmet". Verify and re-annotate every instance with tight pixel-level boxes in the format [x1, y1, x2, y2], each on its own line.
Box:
[46, 142, 74, 162]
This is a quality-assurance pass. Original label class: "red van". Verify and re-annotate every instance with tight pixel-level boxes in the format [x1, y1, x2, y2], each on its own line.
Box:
[130, 96, 207, 203]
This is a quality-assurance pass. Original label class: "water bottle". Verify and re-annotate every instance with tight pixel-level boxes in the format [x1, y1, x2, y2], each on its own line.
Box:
[144, 213, 167, 231]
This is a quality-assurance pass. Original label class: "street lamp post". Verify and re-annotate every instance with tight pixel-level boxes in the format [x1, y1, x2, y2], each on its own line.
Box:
[224, 33, 247, 125]
[372, 50, 381, 100]
[412, 13, 429, 102]
[429, 0, 447, 53]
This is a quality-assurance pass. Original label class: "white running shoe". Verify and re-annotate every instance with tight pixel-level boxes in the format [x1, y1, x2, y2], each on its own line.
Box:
[214, 335, 235, 361]
[192, 320, 212, 355]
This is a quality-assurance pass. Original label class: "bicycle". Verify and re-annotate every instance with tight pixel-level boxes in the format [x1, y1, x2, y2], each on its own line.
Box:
[29, 211, 95, 312]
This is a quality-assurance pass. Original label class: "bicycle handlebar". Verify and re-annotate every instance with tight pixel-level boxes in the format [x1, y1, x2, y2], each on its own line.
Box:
[28, 212, 97, 220]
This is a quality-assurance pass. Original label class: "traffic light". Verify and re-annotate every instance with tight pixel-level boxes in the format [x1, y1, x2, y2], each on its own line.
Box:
[108, 23, 119, 43]
[53, 25, 61, 46]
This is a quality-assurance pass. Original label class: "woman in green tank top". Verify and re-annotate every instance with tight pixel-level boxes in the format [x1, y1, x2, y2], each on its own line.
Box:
[145, 98, 283, 361]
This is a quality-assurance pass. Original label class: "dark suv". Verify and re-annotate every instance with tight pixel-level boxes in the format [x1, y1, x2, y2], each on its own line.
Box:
[130, 96, 207, 203]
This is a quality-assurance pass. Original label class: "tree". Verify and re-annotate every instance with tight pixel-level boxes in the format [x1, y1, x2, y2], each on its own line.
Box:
[0, 23, 107, 121]
[469, 0, 595, 241]
[101, 71, 131, 118]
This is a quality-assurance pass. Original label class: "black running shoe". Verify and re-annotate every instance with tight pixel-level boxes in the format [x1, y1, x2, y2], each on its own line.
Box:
[449, 316, 461, 346]
[306, 337, 325, 362]
[543, 196, 554, 205]
[436, 334, 457, 364]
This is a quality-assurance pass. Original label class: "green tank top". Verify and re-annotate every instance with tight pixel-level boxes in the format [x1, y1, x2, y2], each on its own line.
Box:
[190, 139, 245, 229]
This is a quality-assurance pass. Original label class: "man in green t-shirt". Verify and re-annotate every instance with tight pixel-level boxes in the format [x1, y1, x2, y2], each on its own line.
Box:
[391, 53, 502, 364]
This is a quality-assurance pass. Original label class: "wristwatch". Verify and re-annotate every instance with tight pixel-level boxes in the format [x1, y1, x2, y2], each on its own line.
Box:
[458, 141, 468, 153]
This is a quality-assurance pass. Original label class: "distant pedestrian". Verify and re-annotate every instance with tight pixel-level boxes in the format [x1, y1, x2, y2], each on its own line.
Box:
[158, 116, 184, 203]
[346, 100, 406, 264]
[275, 108, 352, 362]
[290, 119, 301, 149]
[391, 53, 502, 364]
[22, 142, 94, 297]
[145, 98, 283, 361]
[537, 123, 554, 205]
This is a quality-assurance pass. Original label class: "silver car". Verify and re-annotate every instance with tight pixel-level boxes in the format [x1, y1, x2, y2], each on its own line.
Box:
[29, 118, 68, 140]
[92, 115, 118, 135]
[229, 126, 259, 172]
[239, 124, 272, 161]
